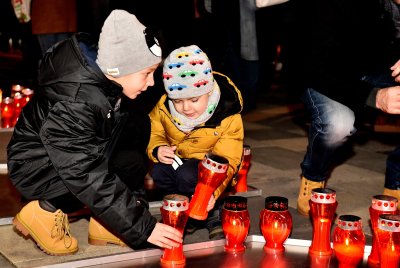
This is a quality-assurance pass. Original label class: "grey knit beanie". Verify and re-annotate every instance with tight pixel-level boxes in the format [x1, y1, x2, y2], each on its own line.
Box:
[96, 10, 162, 78]
[163, 45, 214, 99]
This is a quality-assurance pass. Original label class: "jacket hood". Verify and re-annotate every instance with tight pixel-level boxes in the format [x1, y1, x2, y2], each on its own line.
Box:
[206, 72, 243, 126]
[37, 33, 122, 98]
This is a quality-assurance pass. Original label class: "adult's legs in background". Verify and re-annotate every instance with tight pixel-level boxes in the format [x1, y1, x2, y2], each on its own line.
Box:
[297, 88, 356, 215]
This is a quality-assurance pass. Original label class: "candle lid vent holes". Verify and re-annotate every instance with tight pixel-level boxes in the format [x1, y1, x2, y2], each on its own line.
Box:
[201, 152, 229, 173]
[378, 214, 400, 232]
[310, 188, 337, 204]
[371, 195, 398, 212]
[162, 194, 189, 211]
[337, 215, 363, 231]
[223, 196, 247, 211]
[264, 196, 288, 211]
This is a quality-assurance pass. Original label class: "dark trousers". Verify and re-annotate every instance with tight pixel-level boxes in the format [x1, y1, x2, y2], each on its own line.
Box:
[151, 158, 200, 198]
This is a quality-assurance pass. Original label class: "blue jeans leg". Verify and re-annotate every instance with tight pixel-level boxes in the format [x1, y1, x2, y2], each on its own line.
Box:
[300, 88, 356, 182]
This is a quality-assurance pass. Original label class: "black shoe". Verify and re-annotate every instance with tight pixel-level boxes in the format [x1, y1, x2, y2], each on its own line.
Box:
[206, 202, 224, 240]
[208, 224, 224, 240]
[185, 218, 204, 234]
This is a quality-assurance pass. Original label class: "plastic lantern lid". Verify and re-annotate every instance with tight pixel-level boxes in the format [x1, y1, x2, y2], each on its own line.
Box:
[310, 188, 337, 204]
[337, 215, 362, 231]
[162, 194, 189, 212]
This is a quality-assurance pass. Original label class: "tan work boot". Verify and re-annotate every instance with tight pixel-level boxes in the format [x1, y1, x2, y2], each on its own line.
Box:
[383, 188, 400, 209]
[297, 176, 325, 216]
[13, 200, 78, 255]
[88, 217, 126, 246]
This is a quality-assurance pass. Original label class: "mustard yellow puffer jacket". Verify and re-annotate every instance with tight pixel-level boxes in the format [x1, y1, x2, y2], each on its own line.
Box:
[147, 72, 244, 199]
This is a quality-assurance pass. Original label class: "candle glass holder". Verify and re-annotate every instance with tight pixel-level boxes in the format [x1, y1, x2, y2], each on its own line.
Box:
[333, 215, 365, 268]
[260, 196, 292, 254]
[221, 196, 250, 253]
[13, 92, 23, 126]
[367, 195, 398, 267]
[160, 194, 189, 267]
[22, 88, 34, 107]
[188, 152, 228, 220]
[1, 97, 15, 128]
[234, 145, 251, 193]
[309, 188, 338, 256]
[376, 214, 400, 268]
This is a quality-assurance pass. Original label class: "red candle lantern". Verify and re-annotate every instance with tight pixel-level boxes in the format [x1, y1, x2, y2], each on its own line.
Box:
[333, 215, 365, 268]
[368, 195, 398, 267]
[22, 88, 34, 107]
[234, 145, 251, 193]
[160, 194, 189, 267]
[260, 196, 292, 254]
[309, 188, 338, 256]
[376, 214, 400, 268]
[13, 92, 23, 126]
[188, 153, 228, 220]
[1, 97, 15, 128]
[221, 196, 250, 253]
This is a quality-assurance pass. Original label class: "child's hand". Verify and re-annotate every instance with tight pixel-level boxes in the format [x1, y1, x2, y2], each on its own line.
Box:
[207, 194, 216, 212]
[157, 145, 177, 164]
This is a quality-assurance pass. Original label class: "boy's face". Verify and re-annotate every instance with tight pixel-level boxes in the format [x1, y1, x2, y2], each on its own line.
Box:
[108, 63, 159, 99]
[171, 92, 210, 119]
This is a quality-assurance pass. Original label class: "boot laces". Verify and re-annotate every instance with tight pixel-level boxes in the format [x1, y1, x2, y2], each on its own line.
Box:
[51, 210, 73, 248]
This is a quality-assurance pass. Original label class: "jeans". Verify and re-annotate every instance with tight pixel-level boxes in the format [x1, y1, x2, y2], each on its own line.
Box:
[300, 88, 356, 182]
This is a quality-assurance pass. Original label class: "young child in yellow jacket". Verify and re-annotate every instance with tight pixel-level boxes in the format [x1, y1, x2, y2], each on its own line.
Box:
[147, 45, 244, 239]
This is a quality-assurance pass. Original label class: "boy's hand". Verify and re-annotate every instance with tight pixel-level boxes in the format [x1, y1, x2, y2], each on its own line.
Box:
[157, 145, 177, 164]
[147, 222, 183, 249]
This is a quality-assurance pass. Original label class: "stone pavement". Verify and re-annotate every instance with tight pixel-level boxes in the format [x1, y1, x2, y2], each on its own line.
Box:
[0, 87, 397, 267]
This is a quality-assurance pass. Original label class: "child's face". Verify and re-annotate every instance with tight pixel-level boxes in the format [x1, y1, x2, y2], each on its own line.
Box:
[109, 63, 159, 99]
[171, 93, 210, 119]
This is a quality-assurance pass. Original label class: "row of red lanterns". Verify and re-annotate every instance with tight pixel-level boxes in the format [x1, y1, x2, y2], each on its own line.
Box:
[1, 84, 34, 128]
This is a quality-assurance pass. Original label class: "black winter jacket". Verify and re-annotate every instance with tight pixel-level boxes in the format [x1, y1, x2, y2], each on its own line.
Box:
[7, 33, 157, 248]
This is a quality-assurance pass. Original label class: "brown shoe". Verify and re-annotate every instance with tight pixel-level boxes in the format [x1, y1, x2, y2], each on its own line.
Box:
[88, 217, 126, 246]
[383, 188, 400, 209]
[13, 200, 78, 255]
[297, 176, 325, 216]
